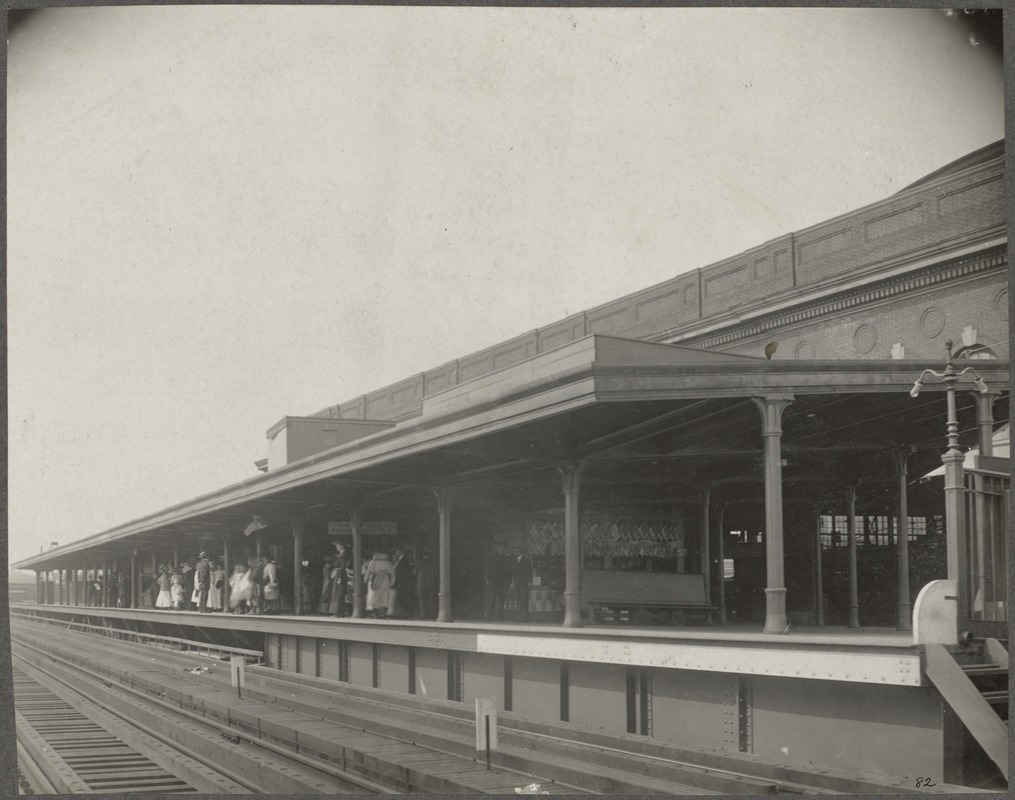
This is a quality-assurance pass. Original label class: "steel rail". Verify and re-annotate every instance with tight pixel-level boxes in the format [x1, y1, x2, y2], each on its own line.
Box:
[12, 634, 402, 794]
[15, 739, 59, 794]
[13, 651, 260, 794]
[11, 641, 387, 795]
[13, 623, 597, 795]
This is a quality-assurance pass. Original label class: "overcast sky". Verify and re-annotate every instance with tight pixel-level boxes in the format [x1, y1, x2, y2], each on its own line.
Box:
[7, 7, 1004, 567]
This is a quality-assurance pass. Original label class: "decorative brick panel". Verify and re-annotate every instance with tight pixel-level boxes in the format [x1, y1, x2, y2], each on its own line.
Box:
[938, 176, 1003, 216]
[704, 263, 748, 297]
[588, 304, 631, 333]
[799, 229, 851, 263]
[865, 205, 924, 241]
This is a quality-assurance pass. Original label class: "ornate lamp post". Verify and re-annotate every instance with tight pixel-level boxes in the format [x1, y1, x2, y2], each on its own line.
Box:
[910, 340, 989, 623]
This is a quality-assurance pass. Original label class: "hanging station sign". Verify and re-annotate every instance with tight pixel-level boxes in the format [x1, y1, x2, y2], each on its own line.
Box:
[327, 521, 398, 537]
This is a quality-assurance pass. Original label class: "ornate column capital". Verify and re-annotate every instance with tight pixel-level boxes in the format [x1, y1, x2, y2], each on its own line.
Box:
[555, 461, 586, 495]
[751, 393, 794, 436]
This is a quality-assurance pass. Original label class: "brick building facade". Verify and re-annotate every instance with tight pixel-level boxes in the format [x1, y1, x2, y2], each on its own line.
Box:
[312, 141, 1006, 423]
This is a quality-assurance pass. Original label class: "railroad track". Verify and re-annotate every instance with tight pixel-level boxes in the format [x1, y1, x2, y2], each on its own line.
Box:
[14, 664, 237, 794]
[11, 617, 975, 795]
[12, 644, 394, 794]
[12, 622, 591, 794]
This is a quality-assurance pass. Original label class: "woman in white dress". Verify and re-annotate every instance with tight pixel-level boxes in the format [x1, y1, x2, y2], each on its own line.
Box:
[170, 569, 185, 610]
[229, 564, 251, 613]
[207, 562, 224, 611]
[364, 552, 393, 618]
[155, 566, 173, 609]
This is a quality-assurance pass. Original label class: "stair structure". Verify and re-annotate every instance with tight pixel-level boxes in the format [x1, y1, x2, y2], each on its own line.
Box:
[924, 639, 1008, 785]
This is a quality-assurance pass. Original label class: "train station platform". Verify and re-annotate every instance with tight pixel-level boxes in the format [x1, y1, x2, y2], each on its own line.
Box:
[12, 600, 1005, 789]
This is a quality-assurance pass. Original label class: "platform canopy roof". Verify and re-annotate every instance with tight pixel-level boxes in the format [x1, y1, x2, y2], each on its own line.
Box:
[15, 335, 1009, 570]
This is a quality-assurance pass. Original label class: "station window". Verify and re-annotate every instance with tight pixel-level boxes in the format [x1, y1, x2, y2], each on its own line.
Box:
[723, 558, 734, 580]
[819, 514, 931, 547]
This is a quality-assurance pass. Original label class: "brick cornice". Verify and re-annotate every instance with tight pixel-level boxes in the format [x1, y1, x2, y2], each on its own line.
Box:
[661, 245, 1007, 350]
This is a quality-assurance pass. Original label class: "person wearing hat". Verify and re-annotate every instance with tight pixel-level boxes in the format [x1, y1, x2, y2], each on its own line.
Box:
[262, 555, 280, 614]
[208, 560, 224, 612]
[330, 542, 352, 617]
[194, 551, 211, 613]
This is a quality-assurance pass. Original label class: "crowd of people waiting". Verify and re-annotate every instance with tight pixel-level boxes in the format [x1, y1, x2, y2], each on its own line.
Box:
[150, 551, 281, 614]
[311, 542, 438, 619]
[78, 540, 535, 621]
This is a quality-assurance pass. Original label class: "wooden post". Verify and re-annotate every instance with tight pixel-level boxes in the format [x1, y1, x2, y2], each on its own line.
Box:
[752, 395, 793, 634]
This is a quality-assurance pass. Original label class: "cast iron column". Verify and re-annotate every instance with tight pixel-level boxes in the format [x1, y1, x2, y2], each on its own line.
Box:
[352, 507, 366, 619]
[942, 378, 965, 593]
[911, 342, 991, 631]
[221, 534, 232, 613]
[972, 389, 997, 618]
[716, 502, 727, 624]
[102, 561, 110, 606]
[894, 448, 912, 631]
[752, 395, 793, 634]
[975, 390, 997, 457]
[698, 485, 712, 608]
[150, 548, 158, 608]
[436, 491, 454, 622]
[292, 518, 304, 616]
[846, 485, 860, 628]
[813, 505, 825, 627]
[557, 462, 585, 628]
[130, 551, 139, 609]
